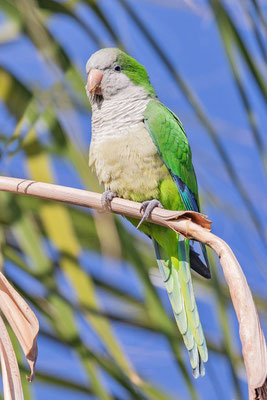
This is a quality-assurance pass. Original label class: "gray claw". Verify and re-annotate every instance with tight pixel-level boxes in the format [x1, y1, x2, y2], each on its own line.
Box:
[101, 190, 117, 211]
[137, 199, 164, 229]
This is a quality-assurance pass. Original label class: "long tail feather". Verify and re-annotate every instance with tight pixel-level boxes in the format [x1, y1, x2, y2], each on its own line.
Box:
[190, 246, 211, 279]
[153, 238, 208, 377]
[201, 243, 211, 276]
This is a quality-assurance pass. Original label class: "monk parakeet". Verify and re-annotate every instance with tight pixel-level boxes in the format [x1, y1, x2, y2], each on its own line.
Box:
[85, 48, 210, 378]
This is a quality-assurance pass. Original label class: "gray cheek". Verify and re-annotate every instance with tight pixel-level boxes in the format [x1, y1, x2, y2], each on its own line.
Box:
[102, 73, 131, 98]
[101, 74, 116, 98]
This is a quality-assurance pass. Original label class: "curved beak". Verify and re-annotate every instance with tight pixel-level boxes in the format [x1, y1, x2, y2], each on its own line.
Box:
[87, 69, 103, 95]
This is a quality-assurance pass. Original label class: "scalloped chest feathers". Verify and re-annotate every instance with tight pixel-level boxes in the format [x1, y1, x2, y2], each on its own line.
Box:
[89, 97, 168, 201]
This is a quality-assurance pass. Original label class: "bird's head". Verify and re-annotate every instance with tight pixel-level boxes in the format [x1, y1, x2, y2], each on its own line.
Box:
[85, 48, 156, 105]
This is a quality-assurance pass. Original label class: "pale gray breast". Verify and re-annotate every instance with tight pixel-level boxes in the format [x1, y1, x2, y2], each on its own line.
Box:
[89, 89, 168, 200]
[89, 121, 168, 200]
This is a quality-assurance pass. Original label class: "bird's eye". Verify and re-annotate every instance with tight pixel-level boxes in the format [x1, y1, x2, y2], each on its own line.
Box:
[114, 65, 122, 72]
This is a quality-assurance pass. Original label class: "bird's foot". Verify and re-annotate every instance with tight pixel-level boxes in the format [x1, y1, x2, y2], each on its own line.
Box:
[101, 190, 117, 211]
[137, 199, 164, 229]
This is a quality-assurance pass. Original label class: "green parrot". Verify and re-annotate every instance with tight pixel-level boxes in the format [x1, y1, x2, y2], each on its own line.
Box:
[86, 48, 210, 378]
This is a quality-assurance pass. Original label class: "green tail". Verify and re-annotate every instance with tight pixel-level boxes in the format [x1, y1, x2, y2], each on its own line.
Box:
[153, 237, 208, 378]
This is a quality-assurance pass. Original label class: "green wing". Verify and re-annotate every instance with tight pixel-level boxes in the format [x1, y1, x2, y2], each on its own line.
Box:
[144, 100, 199, 211]
[144, 100, 210, 275]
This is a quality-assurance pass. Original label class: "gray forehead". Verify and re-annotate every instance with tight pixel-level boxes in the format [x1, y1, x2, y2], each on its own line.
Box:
[86, 48, 120, 73]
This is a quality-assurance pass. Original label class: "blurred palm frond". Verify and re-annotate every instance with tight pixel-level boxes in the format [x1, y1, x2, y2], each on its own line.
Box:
[0, 0, 266, 399]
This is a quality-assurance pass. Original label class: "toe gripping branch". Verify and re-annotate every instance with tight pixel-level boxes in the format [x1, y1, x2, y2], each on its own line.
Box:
[137, 199, 164, 229]
[101, 190, 117, 211]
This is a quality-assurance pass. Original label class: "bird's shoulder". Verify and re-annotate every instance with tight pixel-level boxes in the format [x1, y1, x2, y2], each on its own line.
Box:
[143, 100, 192, 168]
[143, 99, 198, 197]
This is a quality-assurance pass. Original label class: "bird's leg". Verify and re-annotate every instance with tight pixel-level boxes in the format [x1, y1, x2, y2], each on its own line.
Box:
[137, 199, 164, 229]
[101, 190, 117, 211]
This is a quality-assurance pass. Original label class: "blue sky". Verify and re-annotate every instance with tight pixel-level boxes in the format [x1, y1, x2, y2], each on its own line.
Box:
[0, 0, 267, 399]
